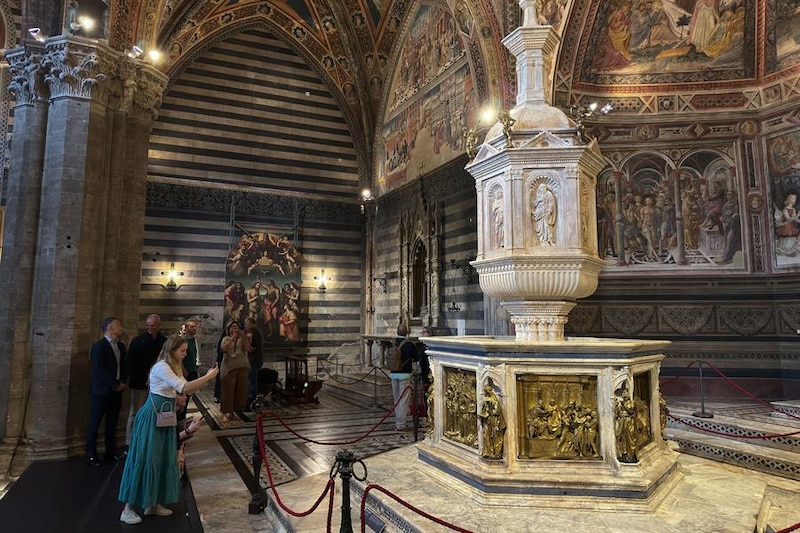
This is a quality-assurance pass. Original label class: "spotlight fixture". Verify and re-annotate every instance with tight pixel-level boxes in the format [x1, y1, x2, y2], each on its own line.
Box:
[146, 49, 163, 63]
[126, 45, 144, 59]
[360, 188, 374, 202]
[28, 27, 46, 42]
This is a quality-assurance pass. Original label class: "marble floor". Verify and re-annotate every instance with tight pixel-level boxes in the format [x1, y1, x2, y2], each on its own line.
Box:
[185, 389, 800, 533]
[186, 388, 419, 532]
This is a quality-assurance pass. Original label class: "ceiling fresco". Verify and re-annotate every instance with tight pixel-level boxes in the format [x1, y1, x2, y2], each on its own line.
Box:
[113, 0, 800, 137]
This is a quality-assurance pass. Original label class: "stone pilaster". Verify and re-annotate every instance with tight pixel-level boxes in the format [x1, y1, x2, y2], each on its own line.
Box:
[0, 36, 167, 475]
[0, 44, 50, 477]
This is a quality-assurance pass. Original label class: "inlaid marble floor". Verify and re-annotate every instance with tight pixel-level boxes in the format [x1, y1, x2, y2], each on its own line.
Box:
[185, 388, 419, 532]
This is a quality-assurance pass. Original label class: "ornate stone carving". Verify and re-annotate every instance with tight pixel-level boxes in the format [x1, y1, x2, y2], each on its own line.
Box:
[659, 304, 713, 335]
[778, 304, 800, 333]
[565, 304, 599, 334]
[489, 184, 504, 249]
[130, 65, 168, 123]
[602, 305, 654, 336]
[42, 39, 113, 102]
[531, 182, 557, 246]
[7, 48, 48, 104]
[718, 305, 773, 336]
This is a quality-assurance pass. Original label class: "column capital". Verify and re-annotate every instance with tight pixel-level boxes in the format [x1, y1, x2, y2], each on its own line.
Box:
[118, 60, 168, 124]
[42, 36, 116, 103]
[7, 45, 49, 104]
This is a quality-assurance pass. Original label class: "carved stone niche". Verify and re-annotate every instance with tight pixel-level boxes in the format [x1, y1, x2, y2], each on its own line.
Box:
[398, 201, 442, 328]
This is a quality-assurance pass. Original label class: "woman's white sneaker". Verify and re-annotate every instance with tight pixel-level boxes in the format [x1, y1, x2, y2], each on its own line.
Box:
[144, 504, 173, 517]
[120, 508, 142, 524]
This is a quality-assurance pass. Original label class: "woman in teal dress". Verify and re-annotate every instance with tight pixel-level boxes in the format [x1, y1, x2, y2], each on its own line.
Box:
[119, 335, 219, 525]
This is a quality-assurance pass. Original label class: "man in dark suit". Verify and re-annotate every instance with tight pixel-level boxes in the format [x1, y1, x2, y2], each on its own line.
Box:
[86, 316, 128, 467]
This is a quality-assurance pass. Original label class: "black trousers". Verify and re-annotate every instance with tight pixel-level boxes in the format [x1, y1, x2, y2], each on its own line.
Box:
[86, 390, 123, 458]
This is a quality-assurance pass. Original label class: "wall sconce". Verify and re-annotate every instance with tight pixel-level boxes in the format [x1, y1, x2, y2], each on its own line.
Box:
[568, 101, 613, 143]
[69, 16, 95, 35]
[314, 270, 329, 293]
[449, 258, 477, 284]
[28, 27, 46, 42]
[126, 45, 143, 59]
[160, 262, 184, 291]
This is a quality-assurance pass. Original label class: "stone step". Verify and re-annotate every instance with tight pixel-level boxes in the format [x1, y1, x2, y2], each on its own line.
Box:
[320, 372, 394, 408]
[666, 405, 800, 454]
[666, 426, 800, 481]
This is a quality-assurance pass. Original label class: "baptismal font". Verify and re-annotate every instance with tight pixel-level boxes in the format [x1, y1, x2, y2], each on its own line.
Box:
[417, 0, 679, 510]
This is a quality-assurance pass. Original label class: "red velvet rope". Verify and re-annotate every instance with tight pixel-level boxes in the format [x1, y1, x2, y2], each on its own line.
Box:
[258, 385, 413, 446]
[317, 362, 381, 386]
[255, 414, 335, 519]
[776, 522, 800, 533]
[360, 483, 475, 533]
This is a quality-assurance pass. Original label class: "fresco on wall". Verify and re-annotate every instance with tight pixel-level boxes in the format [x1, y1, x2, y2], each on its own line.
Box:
[589, 0, 749, 75]
[597, 150, 744, 270]
[224, 231, 304, 345]
[378, 5, 477, 195]
[775, 0, 800, 67]
[766, 130, 800, 266]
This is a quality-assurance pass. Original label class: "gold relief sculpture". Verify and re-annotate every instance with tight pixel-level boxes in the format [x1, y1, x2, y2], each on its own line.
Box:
[659, 393, 668, 438]
[426, 376, 435, 436]
[517, 375, 599, 459]
[497, 109, 516, 148]
[465, 128, 478, 162]
[615, 389, 638, 463]
[443, 368, 478, 448]
[478, 384, 506, 459]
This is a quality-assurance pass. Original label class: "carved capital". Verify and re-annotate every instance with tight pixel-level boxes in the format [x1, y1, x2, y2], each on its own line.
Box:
[7, 46, 49, 104]
[42, 37, 114, 102]
[130, 64, 168, 124]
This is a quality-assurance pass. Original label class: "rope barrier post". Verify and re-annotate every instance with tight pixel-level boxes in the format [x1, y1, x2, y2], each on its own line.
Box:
[333, 450, 359, 533]
[372, 365, 379, 408]
[692, 361, 714, 419]
[248, 433, 268, 514]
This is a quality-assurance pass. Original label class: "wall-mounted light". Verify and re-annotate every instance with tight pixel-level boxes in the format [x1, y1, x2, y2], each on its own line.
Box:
[314, 270, 329, 293]
[160, 262, 184, 291]
[449, 258, 477, 284]
[146, 49, 163, 64]
[126, 45, 144, 59]
[28, 27, 46, 42]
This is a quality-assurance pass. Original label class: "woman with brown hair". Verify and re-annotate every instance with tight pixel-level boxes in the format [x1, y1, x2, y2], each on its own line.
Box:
[219, 321, 251, 424]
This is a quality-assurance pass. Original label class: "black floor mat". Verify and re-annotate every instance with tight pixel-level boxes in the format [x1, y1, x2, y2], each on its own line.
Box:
[0, 457, 202, 533]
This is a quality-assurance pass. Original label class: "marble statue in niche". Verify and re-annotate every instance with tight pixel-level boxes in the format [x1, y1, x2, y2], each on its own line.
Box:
[532, 183, 557, 245]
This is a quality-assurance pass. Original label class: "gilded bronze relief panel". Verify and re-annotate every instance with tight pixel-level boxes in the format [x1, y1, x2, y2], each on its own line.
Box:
[517, 375, 600, 460]
[442, 367, 478, 449]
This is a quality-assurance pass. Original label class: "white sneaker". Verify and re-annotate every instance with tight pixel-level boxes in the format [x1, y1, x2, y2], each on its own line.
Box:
[120, 508, 142, 525]
[144, 504, 173, 517]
